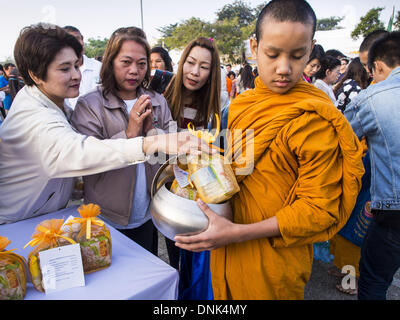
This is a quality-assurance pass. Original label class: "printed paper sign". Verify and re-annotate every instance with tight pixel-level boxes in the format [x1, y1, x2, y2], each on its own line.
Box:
[39, 243, 85, 295]
[173, 165, 190, 188]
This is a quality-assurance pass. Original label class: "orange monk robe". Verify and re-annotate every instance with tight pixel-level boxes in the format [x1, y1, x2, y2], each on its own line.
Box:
[226, 77, 233, 96]
[210, 77, 365, 300]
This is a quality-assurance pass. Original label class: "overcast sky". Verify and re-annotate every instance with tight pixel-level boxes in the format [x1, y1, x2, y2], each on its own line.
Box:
[0, 0, 396, 61]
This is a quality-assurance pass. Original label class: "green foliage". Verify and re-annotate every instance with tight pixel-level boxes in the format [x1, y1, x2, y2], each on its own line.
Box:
[160, 18, 212, 50]
[211, 18, 248, 64]
[158, 1, 260, 64]
[84, 37, 109, 59]
[215, 0, 255, 27]
[316, 16, 344, 31]
[351, 7, 385, 40]
[394, 11, 400, 30]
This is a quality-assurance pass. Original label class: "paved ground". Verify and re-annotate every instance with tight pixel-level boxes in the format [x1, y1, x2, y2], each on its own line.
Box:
[157, 231, 400, 300]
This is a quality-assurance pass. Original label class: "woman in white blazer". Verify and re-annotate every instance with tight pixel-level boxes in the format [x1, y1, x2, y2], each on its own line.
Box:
[0, 24, 210, 225]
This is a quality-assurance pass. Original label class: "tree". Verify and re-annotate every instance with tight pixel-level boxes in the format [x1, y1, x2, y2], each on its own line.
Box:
[351, 7, 385, 40]
[161, 18, 212, 50]
[394, 10, 400, 30]
[157, 23, 178, 39]
[85, 38, 109, 58]
[316, 16, 344, 31]
[211, 17, 247, 64]
[157, 1, 262, 64]
[216, 0, 255, 27]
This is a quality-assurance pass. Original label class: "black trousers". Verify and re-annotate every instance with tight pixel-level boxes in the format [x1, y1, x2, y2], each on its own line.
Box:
[117, 219, 158, 256]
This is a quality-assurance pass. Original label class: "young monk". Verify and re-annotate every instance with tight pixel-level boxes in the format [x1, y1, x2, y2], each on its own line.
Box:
[174, 0, 365, 300]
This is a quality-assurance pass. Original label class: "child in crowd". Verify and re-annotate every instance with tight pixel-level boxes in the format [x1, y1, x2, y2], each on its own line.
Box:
[344, 31, 400, 300]
[175, 0, 364, 300]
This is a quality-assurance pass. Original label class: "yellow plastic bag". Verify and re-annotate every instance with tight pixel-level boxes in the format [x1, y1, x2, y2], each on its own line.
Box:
[187, 153, 240, 204]
[65, 204, 112, 274]
[187, 114, 240, 204]
[0, 237, 28, 300]
[24, 219, 76, 293]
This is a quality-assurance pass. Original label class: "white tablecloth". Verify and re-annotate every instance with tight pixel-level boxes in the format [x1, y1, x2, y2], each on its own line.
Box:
[0, 206, 179, 300]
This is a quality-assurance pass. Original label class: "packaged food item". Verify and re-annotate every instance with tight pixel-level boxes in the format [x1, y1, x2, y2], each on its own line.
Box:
[187, 152, 240, 204]
[0, 237, 28, 300]
[24, 219, 76, 293]
[65, 204, 112, 274]
[186, 113, 240, 204]
[170, 179, 199, 201]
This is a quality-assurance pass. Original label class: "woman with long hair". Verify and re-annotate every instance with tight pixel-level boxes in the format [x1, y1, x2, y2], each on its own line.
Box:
[163, 37, 222, 300]
[236, 63, 255, 94]
[334, 57, 369, 113]
[164, 37, 221, 130]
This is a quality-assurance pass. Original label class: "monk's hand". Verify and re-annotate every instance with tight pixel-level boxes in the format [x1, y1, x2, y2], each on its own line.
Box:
[174, 200, 236, 252]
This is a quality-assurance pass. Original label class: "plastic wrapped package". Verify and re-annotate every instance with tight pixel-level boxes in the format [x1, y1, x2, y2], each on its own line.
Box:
[170, 179, 199, 201]
[186, 113, 240, 204]
[0, 237, 28, 300]
[64, 204, 112, 274]
[24, 219, 76, 293]
[186, 153, 240, 204]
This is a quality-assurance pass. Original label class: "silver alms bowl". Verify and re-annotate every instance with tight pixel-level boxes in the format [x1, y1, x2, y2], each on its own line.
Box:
[150, 155, 232, 241]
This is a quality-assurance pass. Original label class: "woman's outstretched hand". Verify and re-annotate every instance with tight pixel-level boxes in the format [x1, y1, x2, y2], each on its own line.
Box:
[142, 131, 216, 156]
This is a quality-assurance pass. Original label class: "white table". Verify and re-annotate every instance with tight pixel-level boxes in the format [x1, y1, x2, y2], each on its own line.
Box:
[0, 206, 179, 300]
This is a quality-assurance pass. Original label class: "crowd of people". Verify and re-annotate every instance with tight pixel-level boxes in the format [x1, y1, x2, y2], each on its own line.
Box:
[0, 0, 400, 301]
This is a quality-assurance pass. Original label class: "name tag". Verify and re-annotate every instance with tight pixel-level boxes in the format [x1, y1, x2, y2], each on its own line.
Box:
[39, 244, 85, 295]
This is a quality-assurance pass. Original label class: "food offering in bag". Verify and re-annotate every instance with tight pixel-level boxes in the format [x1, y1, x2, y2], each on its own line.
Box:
[24, 219, 76, 293]
[64, 204, 112, 274]
[169, 163, 199, 201]
[187, 152, 240, 204]
[0, 237, 28, 300]
[187, 114, 240, 204]
[170, 179, 199, 201]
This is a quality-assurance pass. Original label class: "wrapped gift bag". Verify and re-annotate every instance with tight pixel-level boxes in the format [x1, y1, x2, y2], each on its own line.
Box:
[0, 237, 28, 300]
[65, 204, 112, 274]
[187, 114, 240, 204]
[24, 219, 76, 293]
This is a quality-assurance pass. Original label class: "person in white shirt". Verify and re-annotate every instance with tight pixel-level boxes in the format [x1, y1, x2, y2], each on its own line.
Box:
[313, 55, 341, 106]
[63, 26, 102, 110]
[0, 24, 211, 225]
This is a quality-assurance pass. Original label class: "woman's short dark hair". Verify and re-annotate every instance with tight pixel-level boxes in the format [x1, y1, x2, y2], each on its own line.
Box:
[100, 26, 151, 101]
[308, 44, 325, 64]
[14, 23, 82, 86]
[315, 55, 341, 80]
[150, 47, 173, 72]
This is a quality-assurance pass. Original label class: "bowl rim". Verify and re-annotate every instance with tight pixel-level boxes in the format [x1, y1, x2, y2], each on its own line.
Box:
[151, 154, 187, 199]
